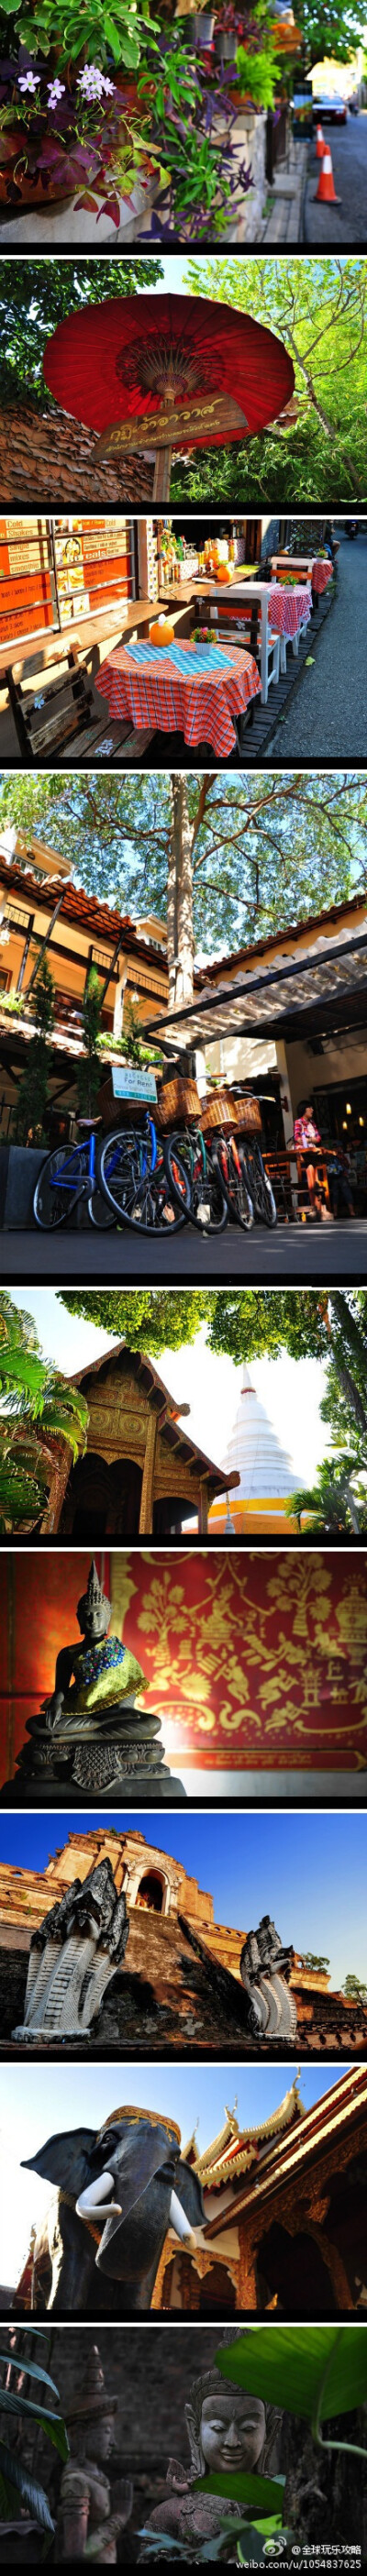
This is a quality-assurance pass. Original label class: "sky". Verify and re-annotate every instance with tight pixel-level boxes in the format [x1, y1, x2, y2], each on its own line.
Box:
[1, 1808, 366, 1991]
[11, 1288, 329, 1488]
[0, 2060, 350, 2289]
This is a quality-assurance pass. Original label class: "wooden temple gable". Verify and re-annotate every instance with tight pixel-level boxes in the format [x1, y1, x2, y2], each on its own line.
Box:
[44, 1345, 238, 1538]
[153, 2068, 367, 2315]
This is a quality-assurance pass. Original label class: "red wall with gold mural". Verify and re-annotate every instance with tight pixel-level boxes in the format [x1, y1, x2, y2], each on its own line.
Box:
[0, 1551, 366, 1782]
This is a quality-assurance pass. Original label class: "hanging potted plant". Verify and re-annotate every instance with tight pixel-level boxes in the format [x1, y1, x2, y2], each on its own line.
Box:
[215, 4, 245, 58]
[193, 9, 217, 39]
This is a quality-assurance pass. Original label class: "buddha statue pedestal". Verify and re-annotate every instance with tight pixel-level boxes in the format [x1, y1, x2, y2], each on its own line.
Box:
[2, 1559, 186, 1807]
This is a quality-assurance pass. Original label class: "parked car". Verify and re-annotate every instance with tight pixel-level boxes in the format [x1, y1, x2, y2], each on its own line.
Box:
[312, 94, 348, 122]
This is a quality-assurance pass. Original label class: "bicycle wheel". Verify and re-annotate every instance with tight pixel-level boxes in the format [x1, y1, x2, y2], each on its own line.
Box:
[162, 1134, 192, 1223]
[239, 1143, 277, 1228]
[98, 1128, 187, 1233]
[191, 1137, 228, 1233]
[215, 1138, 254, 1229]
[33, 1144, 86, 1230]
[87, 1188, 117, 1230]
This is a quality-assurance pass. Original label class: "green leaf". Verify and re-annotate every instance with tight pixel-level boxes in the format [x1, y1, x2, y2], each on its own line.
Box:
[217, 2327, 367, 2426]
[0, 2441, 55, 2532]
[194, 2473, 284, 2514]
[0, 2391, 69, 2454]
[0, 2354, 60, 2395]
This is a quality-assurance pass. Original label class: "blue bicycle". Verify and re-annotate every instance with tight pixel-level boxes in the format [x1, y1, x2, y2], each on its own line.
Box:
[33, 1119, 116, 1230]
[98, 1114, 190, 1233]
[34, 1114, 190, 1233]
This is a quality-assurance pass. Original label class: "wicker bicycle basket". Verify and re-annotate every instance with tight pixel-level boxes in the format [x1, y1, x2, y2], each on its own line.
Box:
[97, 1075, 149, 1132]
[203, 1089, 240, 1132]
[232, 1096, 262, 1133]
[155, 1077, 202, 1130]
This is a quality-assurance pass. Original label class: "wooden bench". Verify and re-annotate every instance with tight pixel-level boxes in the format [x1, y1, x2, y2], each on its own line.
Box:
[6, 647, 155, 767]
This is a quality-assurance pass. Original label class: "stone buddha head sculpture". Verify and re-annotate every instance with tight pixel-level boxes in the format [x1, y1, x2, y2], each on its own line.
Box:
[66, 2344, 118, 2465]
[77, 1562, 111, 1648]
[185, 2340, 282, 2483]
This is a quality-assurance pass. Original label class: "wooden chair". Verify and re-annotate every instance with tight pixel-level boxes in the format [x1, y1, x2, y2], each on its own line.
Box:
[6, 647, 155, 767]
[203, 594, 281, 706]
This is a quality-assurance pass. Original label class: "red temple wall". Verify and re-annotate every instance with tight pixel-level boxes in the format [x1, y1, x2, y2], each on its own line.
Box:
[0, 1550, 366, 1780]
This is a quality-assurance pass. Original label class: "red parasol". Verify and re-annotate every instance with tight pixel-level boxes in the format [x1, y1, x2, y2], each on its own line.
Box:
[43, 291, 295, 503]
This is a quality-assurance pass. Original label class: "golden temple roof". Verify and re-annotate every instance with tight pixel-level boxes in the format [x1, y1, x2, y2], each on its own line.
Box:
[194, 2082, 304, 2187]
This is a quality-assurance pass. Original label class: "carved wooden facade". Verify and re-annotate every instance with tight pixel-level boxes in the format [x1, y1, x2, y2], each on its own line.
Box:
[153, 2068, 367, 2315]
[43, 1346, 238, 1540]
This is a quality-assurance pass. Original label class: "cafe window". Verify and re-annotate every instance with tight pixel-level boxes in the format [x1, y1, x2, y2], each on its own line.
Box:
[0, 516, 136, 651]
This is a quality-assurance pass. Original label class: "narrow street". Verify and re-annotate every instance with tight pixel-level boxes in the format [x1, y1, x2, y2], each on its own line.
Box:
[268, 531, 367, 761]
[305, 111, 367, 246]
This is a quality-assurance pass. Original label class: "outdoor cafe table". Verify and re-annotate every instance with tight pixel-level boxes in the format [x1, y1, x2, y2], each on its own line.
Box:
[270, 556, 333, 595]
[95, 634, 261, 757]
[208, 580, 312, 703]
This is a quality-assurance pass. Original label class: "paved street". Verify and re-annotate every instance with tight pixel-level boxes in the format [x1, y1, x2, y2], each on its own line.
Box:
[305, 112, 367, 246]
[269, 532, 367, 760]
[2, 1220, 367, 1283]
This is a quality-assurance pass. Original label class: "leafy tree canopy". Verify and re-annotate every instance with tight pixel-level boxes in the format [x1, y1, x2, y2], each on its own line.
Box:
[59, 1288, 367, 1367]
[173, 256, 367, 506]
[0, 256, 162, 410]
[296, 0, 364, 67]
[59, 1290, 211, 1354]
[1, 769, 365, 961]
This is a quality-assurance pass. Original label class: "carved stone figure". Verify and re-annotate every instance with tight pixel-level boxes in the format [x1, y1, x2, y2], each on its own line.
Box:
[9, 1559, 186, 1803]
[56, 2343, 133, 2561]
[239, 1915, 298, 2041]
[139, 2336, 282, 2561]
[13, 1857, 129, 2041]
[19, 2104, 206, 2316]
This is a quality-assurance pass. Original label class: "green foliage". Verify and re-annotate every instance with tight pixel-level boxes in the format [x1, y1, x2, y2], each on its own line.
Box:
[0, 1291, 87, 1529]
[174, 257, 367, 506]
[235, 38, 280, 104]
[284, 1459, 365, 1533]
[194, 2472, 284, 2513]
[12, 957, 54, 1146]
[0, 255, 162, 411]
[342, 1973, 367, 1999]
[78, 965, 103, 1121]
[60, 1288, 211, 1350]
[1, 770, 366, 966]
[0, 2337, 69, 2535]
[218, 2327, 367, 2448]
[301, 1953, 330, 1970]
[295, 0, 362, 68]
[11, 0, 158, 68]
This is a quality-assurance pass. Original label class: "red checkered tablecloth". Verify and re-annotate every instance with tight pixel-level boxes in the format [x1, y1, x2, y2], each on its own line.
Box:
[268, 582, 312, 637]
[95, 636, 261, 757]
[311, 559, 333, 594]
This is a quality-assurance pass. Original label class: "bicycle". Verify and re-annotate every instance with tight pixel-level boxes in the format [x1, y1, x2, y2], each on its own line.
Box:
[162, 1121, 228, 1233]
[97, 1112, 190, 1233]
[33, 1119, 116, 1230]
[238, 1133, 277, 1226]
[209, 1125, 254, 1229]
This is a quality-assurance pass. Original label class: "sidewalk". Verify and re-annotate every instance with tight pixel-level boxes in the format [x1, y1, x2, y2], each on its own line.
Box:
[258, 134, 307, 241]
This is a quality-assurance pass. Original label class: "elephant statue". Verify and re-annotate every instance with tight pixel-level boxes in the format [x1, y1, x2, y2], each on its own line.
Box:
[21, 2106, 206, 2317]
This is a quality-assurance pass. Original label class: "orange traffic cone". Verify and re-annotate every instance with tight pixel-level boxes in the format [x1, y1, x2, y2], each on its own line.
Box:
[316, 123, 325, 157]
[315, 147, 341, 203]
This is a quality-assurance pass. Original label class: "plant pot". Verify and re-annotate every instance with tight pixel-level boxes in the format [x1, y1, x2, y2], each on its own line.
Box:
[221, 33, 239, 56]
[194, 10, 216, 35]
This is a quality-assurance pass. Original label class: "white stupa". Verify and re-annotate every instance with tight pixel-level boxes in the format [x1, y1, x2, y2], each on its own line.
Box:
[208, 1370, 302, 1534]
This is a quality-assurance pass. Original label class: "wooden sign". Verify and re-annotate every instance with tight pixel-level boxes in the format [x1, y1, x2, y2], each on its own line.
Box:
[95, 393, 249, 460]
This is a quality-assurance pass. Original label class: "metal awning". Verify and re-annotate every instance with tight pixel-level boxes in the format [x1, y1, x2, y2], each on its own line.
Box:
[144, 925, 367, 1057]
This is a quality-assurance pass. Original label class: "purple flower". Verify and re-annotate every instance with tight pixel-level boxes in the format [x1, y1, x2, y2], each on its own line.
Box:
[48, 78, 65, 107]
[77, 66, 116, 101]
[18, 70, 40, 92]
